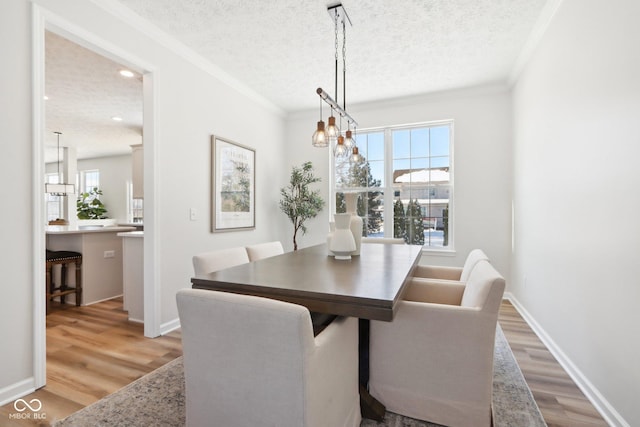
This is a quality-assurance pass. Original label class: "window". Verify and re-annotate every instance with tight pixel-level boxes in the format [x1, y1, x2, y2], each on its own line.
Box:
[79, 169, 100, 194]
[45, 169, 102, 223]
[45, 173, 62, 222]
[333, 121, 453, 250]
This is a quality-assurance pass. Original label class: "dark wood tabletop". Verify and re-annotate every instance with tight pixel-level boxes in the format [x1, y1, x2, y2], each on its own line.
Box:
[191, 243, 423, 321]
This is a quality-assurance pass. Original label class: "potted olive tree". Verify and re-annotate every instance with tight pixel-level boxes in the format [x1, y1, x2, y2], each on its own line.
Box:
[279, 162, 325, 250]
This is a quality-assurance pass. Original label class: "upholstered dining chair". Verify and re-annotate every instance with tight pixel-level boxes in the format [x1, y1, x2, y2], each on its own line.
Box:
[245, 240, 284, 261]
[369, 260, 505, 427]
[192, 247, 249, 276]
[176, 289, 362, 427]
[412, 248, 489, 281]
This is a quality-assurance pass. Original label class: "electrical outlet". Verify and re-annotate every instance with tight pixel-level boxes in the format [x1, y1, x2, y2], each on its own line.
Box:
[104, 250, 115, 258]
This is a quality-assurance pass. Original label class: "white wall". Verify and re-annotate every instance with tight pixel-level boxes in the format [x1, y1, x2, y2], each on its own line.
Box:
[0, 0, 290, 403]
[511, 0, 640, 425]
[0, 0, 35, 405]
[46, 154, 132, 222]
[286, 85, 513, 278]
[35, 0, 291, 327]
[77, 155, 132, 223]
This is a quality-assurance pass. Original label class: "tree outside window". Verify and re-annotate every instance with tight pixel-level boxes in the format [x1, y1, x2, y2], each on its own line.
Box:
[332, 121, 453, 250]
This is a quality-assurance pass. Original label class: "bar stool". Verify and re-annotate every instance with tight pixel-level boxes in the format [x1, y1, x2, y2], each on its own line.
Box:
[46, 250, 82, 314]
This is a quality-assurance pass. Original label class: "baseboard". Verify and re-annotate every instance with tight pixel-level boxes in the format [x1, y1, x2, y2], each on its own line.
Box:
[82, 294, 124, 306]
[0, 377, 35, 407]
[504, 293, 629, 427]
[160, 317, 180, 335]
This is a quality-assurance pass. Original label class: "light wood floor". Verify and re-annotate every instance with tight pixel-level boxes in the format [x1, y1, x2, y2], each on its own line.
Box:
[1, 298, 607, 426]
[499, 300, 607, 427]
[0, 298, 182, 426]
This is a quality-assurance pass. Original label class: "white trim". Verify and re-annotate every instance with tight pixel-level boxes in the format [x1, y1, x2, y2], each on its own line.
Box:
[89, 0, 285, 118]
[80, 294, 124, 306]
[41, 10, 155, 75]
[160, 317, 181, 336]
[504, 293, 630, 427]
[34, 4, 163, 355]
[143, 71, 161, 338]
[0, 378, 36, 407]
[31, 3, 47, 390]
[508, 0, 565, 85]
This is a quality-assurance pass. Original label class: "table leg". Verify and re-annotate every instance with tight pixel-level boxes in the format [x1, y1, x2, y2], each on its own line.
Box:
[359, 319, 385, 421]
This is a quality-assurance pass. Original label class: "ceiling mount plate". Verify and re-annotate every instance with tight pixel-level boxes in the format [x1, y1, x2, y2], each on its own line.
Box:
[327, 3, 352, 26]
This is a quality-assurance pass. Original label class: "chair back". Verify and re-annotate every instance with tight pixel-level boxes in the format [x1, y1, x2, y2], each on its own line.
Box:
[245, 241, 284, 261]
[177, 289, 315, 426]
[192, 247, 249, 276]
[361, 237, 405, 244]
[459, 249, 490, 281]
[460, 260, 505, 313]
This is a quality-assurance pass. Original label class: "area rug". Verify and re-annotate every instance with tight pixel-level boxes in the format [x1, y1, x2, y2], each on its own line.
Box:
[54, 324, 546, 427]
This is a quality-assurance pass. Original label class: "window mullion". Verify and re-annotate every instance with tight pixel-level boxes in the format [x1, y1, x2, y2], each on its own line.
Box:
[383, 128, 394, 238]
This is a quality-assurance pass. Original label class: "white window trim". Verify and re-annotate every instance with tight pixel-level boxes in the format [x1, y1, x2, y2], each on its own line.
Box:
[331, 119, 455, 252]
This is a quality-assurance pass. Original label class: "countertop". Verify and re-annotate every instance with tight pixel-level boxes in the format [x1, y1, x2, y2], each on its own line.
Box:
[46, 225, 136, 235]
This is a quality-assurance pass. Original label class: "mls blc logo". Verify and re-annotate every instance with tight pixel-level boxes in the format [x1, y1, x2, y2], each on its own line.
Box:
[9, 398, 46, 420]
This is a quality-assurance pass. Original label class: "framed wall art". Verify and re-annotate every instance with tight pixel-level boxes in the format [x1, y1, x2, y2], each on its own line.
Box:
[211, 135, 255, 232]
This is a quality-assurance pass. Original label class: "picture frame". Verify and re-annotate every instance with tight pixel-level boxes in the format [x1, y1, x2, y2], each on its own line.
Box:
[211, 135, 255, 232]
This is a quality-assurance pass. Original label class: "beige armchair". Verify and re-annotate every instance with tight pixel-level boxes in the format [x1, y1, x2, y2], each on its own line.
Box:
[369, 260, 505, 427]
[245, 240, 284, 261]
[192, 247, 249, 276]
[176, 289, 361, 427]
[413, 248, 489, 280]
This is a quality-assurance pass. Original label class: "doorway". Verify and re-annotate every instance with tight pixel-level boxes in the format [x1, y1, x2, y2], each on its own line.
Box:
[33, 5, 159, 388]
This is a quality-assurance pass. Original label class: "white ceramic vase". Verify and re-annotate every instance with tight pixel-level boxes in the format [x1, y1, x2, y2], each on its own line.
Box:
[329, 213, 356, 260]
[344, 192, 363, 256]
[326, 221, 335, 255]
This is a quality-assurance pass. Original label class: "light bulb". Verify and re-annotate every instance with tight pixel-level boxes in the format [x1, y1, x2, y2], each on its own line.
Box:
[334, 135, 349, 158]
[312, 121, 327, 147]
[326, 115, 339, 145]
[344, 129, 355, 150]
[349, 146, 363, 164]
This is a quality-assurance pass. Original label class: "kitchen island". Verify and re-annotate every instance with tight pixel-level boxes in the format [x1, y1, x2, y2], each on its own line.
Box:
[118, 230, 144, 323]
[46, 225, 135, 305]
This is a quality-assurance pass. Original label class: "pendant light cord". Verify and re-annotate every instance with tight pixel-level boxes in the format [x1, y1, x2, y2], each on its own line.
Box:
[334, 10, 339, 104]
[55, 131, 62, 181]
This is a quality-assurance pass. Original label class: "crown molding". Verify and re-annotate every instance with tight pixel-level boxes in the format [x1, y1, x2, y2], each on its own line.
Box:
[90, 0, 286, 117]
[287, 81, 511, 122]
[508, 0, 565, 86]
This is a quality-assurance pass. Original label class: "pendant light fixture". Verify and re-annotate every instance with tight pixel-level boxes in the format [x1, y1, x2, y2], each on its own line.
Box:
[45, 131, 75, 196]
[313, 3, 360, 159]
[311, 96, 327, 147]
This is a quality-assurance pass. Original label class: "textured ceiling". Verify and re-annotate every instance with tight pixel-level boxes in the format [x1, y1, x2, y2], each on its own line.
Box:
[45, 31, 143, 162]
[116, 0, 547, 111]
[45, 0, 547, 161]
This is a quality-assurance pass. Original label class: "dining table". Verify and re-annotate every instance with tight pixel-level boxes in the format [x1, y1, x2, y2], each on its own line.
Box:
[190, 242, 423, 420]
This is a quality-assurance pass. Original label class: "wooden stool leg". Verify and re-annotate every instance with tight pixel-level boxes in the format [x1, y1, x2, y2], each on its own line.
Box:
[60, 263, 68, 305]
[46, 263, 52, 314]
[75, 259, 82, 306]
